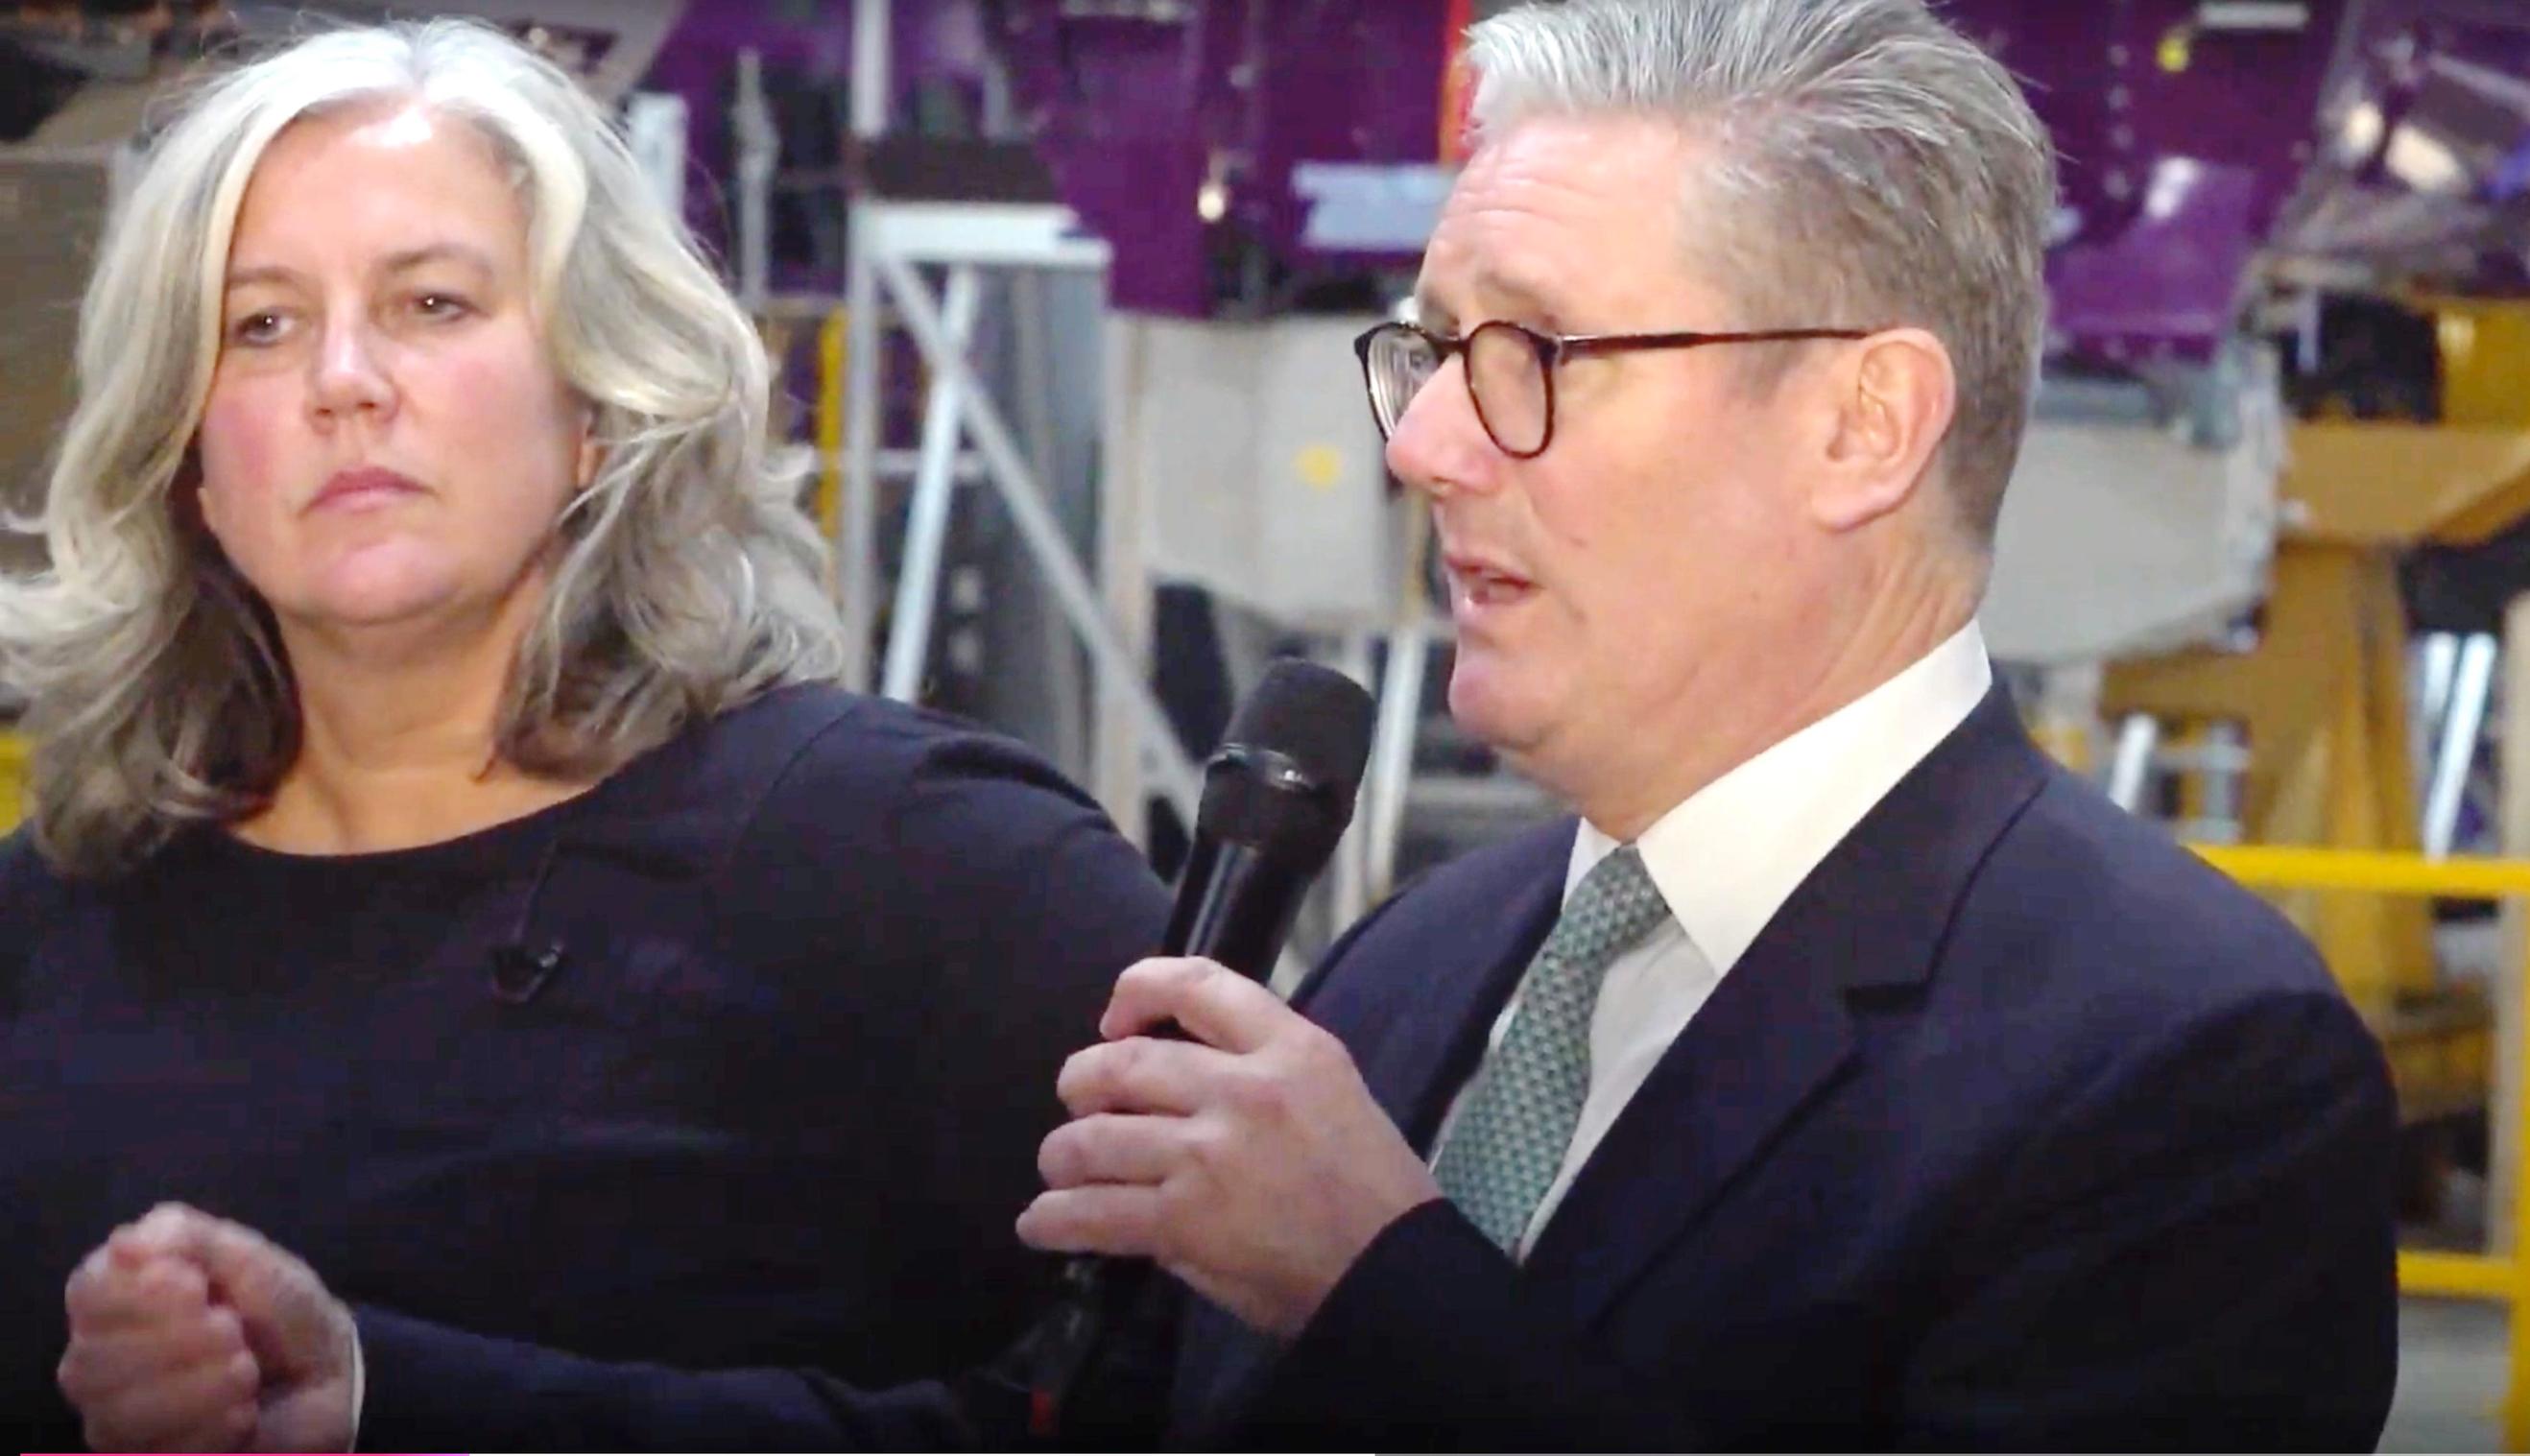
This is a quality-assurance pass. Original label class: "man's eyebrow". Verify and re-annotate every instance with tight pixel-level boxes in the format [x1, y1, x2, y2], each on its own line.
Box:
[1411, 264, 1574, 335]
[1472, 267, 1567, 325]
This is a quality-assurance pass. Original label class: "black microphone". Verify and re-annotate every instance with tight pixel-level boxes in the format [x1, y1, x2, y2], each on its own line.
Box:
[1158, 657, 1377, 980]
[1014, 656, 1376, 1440]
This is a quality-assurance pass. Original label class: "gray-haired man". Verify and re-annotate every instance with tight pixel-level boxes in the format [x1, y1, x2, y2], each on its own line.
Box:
[1019, 0, 2399, 1445]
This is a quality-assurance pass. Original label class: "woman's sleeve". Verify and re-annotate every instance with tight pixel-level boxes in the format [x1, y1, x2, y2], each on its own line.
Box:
[720, 706, 1175, 1368]
[356, 706, 1174, 1450]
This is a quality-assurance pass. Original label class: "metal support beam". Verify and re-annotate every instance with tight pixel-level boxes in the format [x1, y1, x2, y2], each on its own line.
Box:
[2106, 713, 2160, 811]
[2417, 632, 2462, 778]
[851, 0, 890, 139]
[1363, 621, 1430, 903]
[1325, 632, 1378, 930]
[873, 248, 1202, 822]
[2425, 632, 2500, 858]
[880, 266, 984, 703]
[731, 50, 774, 309]
[839, 210, 885, 690]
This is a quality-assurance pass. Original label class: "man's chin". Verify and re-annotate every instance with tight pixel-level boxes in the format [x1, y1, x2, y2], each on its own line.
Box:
[1446, 671, 1553, 770]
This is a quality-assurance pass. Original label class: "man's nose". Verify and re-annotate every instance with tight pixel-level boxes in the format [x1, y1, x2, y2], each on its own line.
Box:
[1384, 354, 1497, 500]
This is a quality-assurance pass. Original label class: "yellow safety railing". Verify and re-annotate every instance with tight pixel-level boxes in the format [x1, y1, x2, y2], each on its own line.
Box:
[2195, 843, 2530, 1447]
[815, 305, 847, 542]
[0, 731, 24, 832]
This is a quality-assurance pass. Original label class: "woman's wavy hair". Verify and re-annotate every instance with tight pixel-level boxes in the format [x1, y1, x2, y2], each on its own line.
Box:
[0, 17, 847, 877]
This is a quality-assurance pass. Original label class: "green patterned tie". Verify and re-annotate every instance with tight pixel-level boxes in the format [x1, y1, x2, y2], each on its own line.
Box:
[1433, 845, 1671, 1254]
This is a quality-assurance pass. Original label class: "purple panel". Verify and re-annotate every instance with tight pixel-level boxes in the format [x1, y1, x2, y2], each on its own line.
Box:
[994, 8, 1224, 318]
[993, 0, 1450, 317]
[623, 0, 2530, 335]
[2274, 0, 2530, 292]
[2046, 161, 2264, 364]
[639, 1, 991, 265]
[1234, 5, 1461, 289]
[1945, 0, 2530, 352]
[1941, 0, 2349, 362]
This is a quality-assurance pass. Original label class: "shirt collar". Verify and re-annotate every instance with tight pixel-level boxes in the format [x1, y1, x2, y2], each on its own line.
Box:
[1566, 621, 1993, 974]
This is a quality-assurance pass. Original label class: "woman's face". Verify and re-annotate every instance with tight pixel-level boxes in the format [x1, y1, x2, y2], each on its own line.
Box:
[195, 100, 595, 649]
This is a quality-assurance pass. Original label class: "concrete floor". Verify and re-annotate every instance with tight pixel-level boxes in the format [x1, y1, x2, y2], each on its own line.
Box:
[2385, 1298, 2507, 1453]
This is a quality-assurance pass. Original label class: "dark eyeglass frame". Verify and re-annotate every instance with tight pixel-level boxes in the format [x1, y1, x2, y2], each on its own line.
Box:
[1352, 319, 1876, 460]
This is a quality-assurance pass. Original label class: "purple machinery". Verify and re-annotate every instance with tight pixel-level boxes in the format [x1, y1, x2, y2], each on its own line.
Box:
[613, 0, 2530, 840]
[7, 2, 2529, 597]
[652, 0, 2530, 348]
[626, 0, 2530, 706]
[999, 0, 2530, 358]
[974, 0, 2530, 666]
[6, 0, 2525, 888]
[16, 1, 2527, 663]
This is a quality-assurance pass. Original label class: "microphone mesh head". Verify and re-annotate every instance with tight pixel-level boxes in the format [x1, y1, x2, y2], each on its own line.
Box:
[1221, 658, 1376, 804]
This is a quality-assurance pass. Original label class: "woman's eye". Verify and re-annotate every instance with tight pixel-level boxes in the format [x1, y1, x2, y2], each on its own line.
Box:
[412, 292, 472, 321]
[227, 311, 287, 346]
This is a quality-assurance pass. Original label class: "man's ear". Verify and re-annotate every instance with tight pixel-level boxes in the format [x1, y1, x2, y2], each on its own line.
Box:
[1811, 327, 1955, 534]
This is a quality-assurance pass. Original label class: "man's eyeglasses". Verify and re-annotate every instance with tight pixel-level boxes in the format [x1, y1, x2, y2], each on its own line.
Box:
[1352, 319, 1874, 460]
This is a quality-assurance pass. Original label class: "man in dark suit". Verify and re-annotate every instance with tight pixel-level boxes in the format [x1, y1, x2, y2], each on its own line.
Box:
[1017, 0, 2401, 1446]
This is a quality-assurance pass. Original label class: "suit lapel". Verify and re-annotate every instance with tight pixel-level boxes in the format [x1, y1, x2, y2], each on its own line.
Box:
[1521, 687, 2050, 1328]
[1174, 821, 1572, 1443]
[1518, 906, 1858, 1317]
[1312, 819, 1574, 1155]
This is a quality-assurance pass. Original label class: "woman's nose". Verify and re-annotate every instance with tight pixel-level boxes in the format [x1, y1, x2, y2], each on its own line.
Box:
[306, 320, 395, 423]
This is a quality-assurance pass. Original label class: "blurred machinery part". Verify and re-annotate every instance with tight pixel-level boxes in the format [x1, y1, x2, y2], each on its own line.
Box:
[983, 0, 1451, 320]
[0, 151, 111, 571]
[2013, 1, 2530, 1139]
[11, 0, 2530, 917]
[1967, 0, 2345, 664]
[218, 1, 679, 105]
[775, 0, 1460, 932]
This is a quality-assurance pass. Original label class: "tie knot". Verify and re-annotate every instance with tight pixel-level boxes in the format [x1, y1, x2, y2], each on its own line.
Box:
[1547, 845, 1669, 974]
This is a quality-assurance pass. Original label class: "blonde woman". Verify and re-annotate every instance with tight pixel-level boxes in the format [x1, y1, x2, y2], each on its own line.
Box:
[12, 19, 1166, 1449]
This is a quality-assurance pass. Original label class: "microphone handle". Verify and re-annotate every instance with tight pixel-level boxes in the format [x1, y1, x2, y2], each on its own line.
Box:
[1016, 835, 1317, 1440]
[1159, 835, 1313, 982]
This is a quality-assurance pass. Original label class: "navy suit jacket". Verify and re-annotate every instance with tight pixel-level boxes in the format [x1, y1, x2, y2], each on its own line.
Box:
[1170, 688, 2399, 1450]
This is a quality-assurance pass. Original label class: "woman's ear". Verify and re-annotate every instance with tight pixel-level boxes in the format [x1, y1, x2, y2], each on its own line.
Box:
[170, 445, 211, 537]
[575, 405, 604, 489]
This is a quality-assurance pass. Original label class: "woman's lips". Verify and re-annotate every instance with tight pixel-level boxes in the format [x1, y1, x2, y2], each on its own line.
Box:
[308, 466, 424, 513]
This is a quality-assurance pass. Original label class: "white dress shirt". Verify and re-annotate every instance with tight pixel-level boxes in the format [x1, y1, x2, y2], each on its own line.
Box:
[1432, 622, 1994, 1258]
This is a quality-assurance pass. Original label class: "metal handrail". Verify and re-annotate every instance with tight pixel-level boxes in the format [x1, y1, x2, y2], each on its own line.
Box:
[2195, 842, 2530, 1448]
